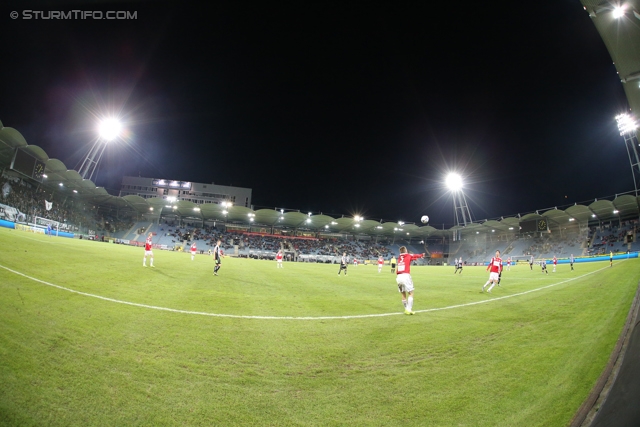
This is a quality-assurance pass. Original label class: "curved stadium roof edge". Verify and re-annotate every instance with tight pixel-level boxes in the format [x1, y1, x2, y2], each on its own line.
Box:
[1, 122, 639, 237]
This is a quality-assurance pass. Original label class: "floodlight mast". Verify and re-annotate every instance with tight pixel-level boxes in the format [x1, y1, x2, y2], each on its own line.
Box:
[616, 113, 640, 196]
[446, 173, 473, 227]
[78, 119, 122, 181]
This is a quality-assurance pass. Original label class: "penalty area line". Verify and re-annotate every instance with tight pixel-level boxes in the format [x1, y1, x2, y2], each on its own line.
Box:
[0, 262, 618, 321]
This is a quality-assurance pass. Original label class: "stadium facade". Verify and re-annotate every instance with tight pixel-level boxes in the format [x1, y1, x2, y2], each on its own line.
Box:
[118, 176, 252, 208]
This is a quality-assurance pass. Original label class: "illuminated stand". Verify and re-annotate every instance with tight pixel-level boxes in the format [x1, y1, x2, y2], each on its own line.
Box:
[616, 113, 640, 196]
[78, 118, 122, 181]
[446, 173, 473, 227]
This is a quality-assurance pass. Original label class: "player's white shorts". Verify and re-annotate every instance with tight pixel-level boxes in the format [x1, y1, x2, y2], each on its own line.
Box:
[145, 250, 153, 257]
[191, 250, 196, 255]
[489, 272, 499, 282]
[396, 273, 414, 293]
[277, 259, 282, 263]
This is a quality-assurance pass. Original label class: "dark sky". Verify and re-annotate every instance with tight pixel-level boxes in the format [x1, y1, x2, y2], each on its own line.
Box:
[0, 0, 633, 227]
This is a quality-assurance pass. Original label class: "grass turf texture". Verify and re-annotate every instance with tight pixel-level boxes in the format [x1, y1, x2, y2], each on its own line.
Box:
[0, 227, 638, 426]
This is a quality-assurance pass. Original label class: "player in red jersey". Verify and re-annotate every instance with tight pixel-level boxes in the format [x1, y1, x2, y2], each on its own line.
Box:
[507, 257, 512, 271]
[396, 246, 425, 315]
[276, 250, 284, 268]
[482, 250, 502, 293]
[190, 242, 197, 261]
[552, 255, 557, 272]
[143, 232, 154, 267]
[377, 256, 384, 273]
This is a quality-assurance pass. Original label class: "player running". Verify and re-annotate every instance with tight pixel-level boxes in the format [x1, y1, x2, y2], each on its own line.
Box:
[482, 250, 502, 293]
[190, 242, 198, 261]
[276, 250, 284, 268]
[552, 255, 557, 272]
[395, 246, 425, 315]
[541, 259, 548, 274]
[143, 232, 154, 267]
[338, 252, 348, 276]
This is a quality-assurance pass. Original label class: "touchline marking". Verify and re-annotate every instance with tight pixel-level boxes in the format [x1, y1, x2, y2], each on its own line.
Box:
[0, 263, 617, 320]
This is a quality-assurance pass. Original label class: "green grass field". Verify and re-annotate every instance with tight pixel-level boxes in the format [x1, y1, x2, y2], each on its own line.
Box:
[1, 227, 639, 426]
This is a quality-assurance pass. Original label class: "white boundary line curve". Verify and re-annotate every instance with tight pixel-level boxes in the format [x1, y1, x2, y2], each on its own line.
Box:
[0, 263, 615, 320]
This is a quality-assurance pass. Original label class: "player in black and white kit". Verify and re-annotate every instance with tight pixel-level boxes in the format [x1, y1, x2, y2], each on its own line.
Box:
[454, 257, 463, 274]
[338, 252, 348, 276]
[529, 255, 534, 271]
[212, 239, 223, 276]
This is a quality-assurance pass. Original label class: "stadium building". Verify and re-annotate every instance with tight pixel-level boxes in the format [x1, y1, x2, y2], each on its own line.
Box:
[118, 176, 252, 208]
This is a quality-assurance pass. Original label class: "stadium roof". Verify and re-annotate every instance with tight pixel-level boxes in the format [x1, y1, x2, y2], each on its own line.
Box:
[580, 0, 640, 117]
[1, 121, 639, 237]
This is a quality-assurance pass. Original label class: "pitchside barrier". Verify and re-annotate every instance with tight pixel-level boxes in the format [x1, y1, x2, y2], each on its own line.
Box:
[0, 219, 75, 238]
[484, 252, 639, 266]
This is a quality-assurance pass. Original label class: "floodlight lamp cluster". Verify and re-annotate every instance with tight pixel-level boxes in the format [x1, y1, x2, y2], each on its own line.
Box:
[445, 173, 463, 191]
[616, 113, 638, 136]
[98, 118, 122, 141]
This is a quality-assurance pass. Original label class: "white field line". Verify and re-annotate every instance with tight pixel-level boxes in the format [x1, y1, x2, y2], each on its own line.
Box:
[0, 263, 617, 321]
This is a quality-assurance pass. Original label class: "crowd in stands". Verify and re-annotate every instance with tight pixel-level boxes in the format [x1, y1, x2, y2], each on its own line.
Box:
[1, 175, 134, 235]
[156, 219, 395, 260]
[589, 221, 637, 254]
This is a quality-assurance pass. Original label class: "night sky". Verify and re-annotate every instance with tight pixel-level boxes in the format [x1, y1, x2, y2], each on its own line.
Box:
[0, 0, 632, 227]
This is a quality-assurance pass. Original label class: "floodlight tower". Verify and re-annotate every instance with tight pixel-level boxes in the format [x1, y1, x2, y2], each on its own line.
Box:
[616, 113, 640, 196]
[78, 118, 122, 181]
[446, 173, 473, 227]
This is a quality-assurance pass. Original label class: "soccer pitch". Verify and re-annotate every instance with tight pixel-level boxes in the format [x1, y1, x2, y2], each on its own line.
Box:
[1, 228, 638, 426]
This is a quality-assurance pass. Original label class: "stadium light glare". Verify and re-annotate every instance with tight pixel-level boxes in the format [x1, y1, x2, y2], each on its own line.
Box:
[98, 118, 122, 141]
[73, 190, 78, 193]
[613, 5, 626, 18]
[613, 209, 619, 214]
[59, 182, 63, 186]
[222, 210, 228, 215]
[149, 207, 153, 211]
[42, 174, 48, 178]
[355, 224, 360, 228]
[616, 113, 638, 135]
[445, 173, 463, 191]
[398, 221, 405, 226]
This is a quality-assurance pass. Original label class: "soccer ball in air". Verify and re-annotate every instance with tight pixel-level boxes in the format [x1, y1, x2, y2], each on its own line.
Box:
[421, 215, 429, 224]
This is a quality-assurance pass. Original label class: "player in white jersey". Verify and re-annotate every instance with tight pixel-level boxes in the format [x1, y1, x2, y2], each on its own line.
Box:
[143, 232, 154, 267]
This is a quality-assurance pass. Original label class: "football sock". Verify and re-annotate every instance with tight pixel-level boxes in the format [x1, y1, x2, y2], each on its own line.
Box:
[407, 296, 413, 311]
[487, 283, 495, 292]
[402, 299, 407, 308]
